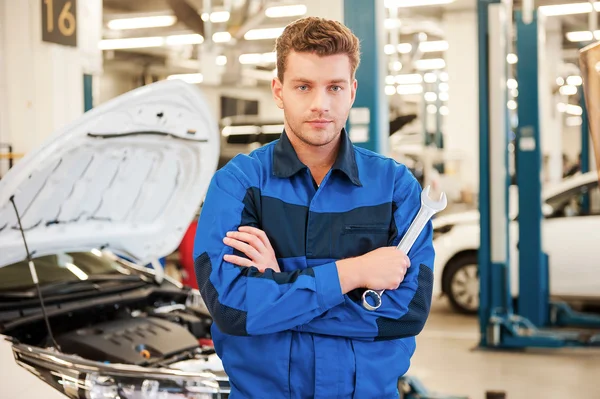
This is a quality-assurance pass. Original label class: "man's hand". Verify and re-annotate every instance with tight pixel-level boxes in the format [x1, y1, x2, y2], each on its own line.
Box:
[223, 226, 281, 272]
[337, 247, 410, 293]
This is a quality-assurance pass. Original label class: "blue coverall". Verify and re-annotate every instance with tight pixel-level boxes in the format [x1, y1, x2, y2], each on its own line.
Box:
[193, 128, 435, 398]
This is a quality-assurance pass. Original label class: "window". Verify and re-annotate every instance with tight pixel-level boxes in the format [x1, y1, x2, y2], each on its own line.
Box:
[545, 181, 600, 218]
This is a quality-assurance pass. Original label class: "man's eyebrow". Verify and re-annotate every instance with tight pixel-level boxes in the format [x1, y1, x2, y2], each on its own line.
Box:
[289, 78, 349, 84]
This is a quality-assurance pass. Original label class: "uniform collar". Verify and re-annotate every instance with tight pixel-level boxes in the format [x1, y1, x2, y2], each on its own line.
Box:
[273, 128, 362, 186]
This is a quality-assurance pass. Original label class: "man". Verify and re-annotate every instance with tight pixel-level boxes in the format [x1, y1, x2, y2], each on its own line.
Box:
[193, 16, 435, 399]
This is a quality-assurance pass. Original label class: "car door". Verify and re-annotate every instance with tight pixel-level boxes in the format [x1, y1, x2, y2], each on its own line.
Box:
[543, 180, 600, 298]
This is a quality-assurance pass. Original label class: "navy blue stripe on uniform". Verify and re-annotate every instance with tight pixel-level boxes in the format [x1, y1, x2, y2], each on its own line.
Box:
[375, 264, 434, 340]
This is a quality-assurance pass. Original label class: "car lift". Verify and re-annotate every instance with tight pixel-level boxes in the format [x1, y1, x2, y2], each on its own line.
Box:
[478, 0, 600, 349]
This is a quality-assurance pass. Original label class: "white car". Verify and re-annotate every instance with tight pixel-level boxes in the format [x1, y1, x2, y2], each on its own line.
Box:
[0, 80, 230, 398]
[432, 171, 600, 314]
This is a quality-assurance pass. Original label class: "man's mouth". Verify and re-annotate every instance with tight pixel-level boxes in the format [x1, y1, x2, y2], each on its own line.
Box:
[306, 119, 332, 128]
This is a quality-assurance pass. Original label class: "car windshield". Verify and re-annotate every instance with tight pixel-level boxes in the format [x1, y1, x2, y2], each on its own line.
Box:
[0, 251, 135, 292]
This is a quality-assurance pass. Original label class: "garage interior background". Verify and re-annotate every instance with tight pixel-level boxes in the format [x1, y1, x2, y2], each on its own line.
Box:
[1, 0, 600, 398]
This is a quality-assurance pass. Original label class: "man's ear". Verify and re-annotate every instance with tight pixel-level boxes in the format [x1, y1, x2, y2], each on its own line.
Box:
[350, 79, 358, 106]
[272, 77, 284, 109]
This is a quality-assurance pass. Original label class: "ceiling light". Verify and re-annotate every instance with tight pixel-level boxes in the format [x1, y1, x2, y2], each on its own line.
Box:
[98, 37, 165, 50]
[424, 73, 437, 83]
[392, 61, 403, 71]
[167, 73, 203, 84]
[507, 53, 518, 64]
[212, 32, 231, 43]
[201, 11, 230, 23]
[559, 85, 578, 95]
[239, 52, 277, 64]
[566, 75, 583, 86]
[427, 104, 437, 114]
[384, 44, 395, 55]
[507, 78, 518, 90]
[397, 84, 423, 95]
[566, 104, 583, 115]
[107, 15, 176, 30]
[165, 34, 204, 46]
[216, 55, 227, 66]
[424, 92, 437, 102]
[557, 103, 567, 113]
[538, 2, 596, 16]
[439, 72, 449, 82]
[566, 116, 583, 126]
[385, 85, 397, 95]
[395, 74, 423, 84]
[415, 58, 446, 70]
[244, 27, 285, 40]
[556, 77, 565, 86]
[439, 105, 449, 115]
[385, 0, 455, 7]
[565, 30, 597, 42]
[265, 5, 307, 18]
[398, 43, 413, 53]
[419, 40, 449, 52]
[507, 100, 517, 110]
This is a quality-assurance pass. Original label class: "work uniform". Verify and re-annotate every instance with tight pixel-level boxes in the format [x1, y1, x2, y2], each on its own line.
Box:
[193, 129, 435, 398]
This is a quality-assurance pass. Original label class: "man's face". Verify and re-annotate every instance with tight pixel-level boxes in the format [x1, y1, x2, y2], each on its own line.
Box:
[271, 51, 357, 148]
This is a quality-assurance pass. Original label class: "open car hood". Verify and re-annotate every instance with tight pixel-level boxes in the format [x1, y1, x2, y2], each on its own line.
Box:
[0, 80, 219, 268]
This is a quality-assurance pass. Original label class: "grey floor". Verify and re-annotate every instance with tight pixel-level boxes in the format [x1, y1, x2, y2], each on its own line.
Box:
[410, 299, 600, 399]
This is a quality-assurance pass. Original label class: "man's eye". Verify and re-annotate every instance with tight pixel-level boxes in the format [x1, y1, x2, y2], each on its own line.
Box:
[298, 85, 308, 91]
[331, 86, 342, 92]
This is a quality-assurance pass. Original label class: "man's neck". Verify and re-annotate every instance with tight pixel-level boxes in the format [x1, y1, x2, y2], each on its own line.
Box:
[285, 126, 341, 185]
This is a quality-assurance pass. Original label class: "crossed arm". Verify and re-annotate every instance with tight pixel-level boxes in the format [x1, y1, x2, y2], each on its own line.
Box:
[193, 166, 435, 340]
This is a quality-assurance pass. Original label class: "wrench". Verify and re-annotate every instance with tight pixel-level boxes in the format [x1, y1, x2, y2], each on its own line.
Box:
[361, 185, 447, 311]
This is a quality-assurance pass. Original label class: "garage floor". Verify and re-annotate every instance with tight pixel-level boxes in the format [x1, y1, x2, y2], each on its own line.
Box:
[410, 299, 600, 399]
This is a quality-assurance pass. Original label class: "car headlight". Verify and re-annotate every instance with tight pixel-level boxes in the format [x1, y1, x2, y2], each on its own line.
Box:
[12, 343, 229, 399]
[433, 224, 454, 240]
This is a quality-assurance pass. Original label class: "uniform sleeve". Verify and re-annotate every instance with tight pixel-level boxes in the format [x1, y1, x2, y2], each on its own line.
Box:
[193, 164, 345, 336]
[293, 169, 435, 341]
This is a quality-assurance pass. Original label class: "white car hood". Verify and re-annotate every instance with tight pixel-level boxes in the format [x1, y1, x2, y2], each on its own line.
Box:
[433, 210, 480, 228]
[0, 80, 219, 268]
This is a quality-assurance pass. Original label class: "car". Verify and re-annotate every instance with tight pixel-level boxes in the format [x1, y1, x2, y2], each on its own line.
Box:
[432, 171, 600, 314]
[0, 80, 231, 398]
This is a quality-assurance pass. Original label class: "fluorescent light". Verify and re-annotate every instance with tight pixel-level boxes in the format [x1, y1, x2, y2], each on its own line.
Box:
[397, 84, 423, 95]
[507, 100, 517, 110]
[427, 104, 437, 114]
[557, 103, 567, 113]
[212, 31, 231, 43]
[415, 58, 446, 70]
[386, 75, 396, 85]
[566, 30, 598, 42]
[424, 73, 437, 83]
[167, 73, 203, 84]
[566, 104, 583, 115]
[385, 85, 397, 95]
[439, 72, 449, 82]
[239, 52, 277, 64]
[395, 74, 423, 84]
[201, 11, 230, 23]
[566, 75, 583, 86]
[98, 37, 164, 49]
[566, 116, 583, 127]
[398, 43, 412, 53]
[560, 85, 578, 96]
[439, 105, 449, 116]
[384, 44, 395, 55]
[385, 0, 455, 7]
[392, 61, 402, 71]
[222, 125, 261, 136]
[265, 5, 307, 18]
[424, 92, 437, 102]
[216, 55, 227, 66]
[165, 34, 204, 45]
[539, 2, 596, 16]
[261, 124, 285, 134]
[385, 18, 402, 29]
[556, 77, 565, 86]
[507, 53, 518, 64]
[419, 40, 449, 52]
[107, 15, 176, 30]
[507, 78, 518, 90]
[244, 27, 285, 40]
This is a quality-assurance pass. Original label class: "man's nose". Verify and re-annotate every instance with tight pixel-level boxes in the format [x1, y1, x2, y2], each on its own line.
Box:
[309, 90, 330, 113]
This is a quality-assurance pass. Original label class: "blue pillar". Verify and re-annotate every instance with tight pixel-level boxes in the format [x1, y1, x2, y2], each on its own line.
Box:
[515, 10, 549, 327]
[343, 0, 388, 154]
[83, 74, 93, 112]
[580, 86, 590, 212]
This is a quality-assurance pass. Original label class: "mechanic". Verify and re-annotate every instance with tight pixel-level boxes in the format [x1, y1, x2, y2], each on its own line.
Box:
[193, 16, 435, 399]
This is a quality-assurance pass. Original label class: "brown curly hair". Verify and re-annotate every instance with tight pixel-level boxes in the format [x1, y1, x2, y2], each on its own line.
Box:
[275, 17, 361, 83]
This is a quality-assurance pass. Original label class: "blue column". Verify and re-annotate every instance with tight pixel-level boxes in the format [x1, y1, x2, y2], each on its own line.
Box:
[580, 86, 590, 212]
[343, 0, 388, 154]
[83, 74, 93, 112]
[515, 10, 549, 327]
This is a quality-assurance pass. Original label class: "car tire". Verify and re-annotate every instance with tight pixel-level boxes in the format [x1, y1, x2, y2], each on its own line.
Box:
[443, 253, 480, 315]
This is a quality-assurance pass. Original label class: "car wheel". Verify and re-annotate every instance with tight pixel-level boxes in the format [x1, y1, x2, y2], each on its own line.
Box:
[443, 253, 479, 314]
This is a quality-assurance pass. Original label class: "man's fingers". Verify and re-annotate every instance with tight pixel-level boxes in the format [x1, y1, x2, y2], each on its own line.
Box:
[223, 237, 260, 259]
[238, 226, 274, 250]
[227, 231, 266, 252]
[223, 254, 254, 267]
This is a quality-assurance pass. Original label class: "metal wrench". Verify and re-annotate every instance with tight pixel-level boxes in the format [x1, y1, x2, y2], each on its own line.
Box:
[361, 185, 447, 311]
